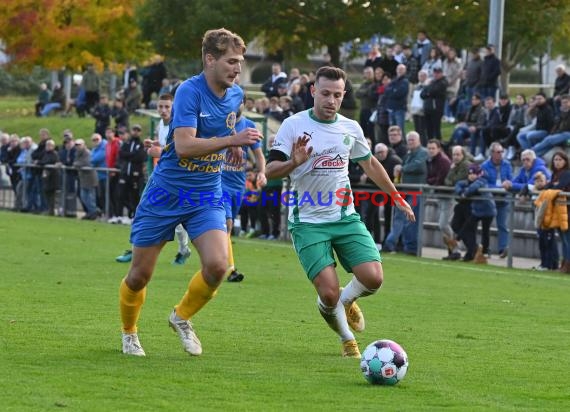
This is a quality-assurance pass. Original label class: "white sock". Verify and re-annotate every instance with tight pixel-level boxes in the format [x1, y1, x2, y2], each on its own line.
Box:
[340, 276, 378, 306]
[317, 296, 354, 342]
[175, 224, 189, 254]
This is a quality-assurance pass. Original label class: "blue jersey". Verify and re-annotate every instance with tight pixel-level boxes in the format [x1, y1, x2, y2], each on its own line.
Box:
[221, 117, 261, 194]
[152, 72, 243, 198]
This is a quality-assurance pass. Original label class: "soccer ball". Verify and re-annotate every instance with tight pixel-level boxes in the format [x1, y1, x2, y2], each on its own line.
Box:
[360, 339, 408, 385]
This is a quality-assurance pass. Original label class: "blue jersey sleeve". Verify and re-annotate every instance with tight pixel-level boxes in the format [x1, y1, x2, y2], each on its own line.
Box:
[171, 80, 199, 130]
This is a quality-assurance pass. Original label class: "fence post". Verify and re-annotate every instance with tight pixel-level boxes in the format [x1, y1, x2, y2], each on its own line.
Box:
[105, 168, 110, 219]
[22, 165, 28, 209]
[506, 192, 515, 269]
[61, 166, 67, 217]
[416, 185, 426, 258]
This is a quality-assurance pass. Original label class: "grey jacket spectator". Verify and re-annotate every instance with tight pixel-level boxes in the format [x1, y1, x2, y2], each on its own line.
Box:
[464, 50, 482, 88]
[412, 32, 432, 67]
[73, 142, 98, 189]
[402, 146, 428, 184]
[82, 66, 100, 93]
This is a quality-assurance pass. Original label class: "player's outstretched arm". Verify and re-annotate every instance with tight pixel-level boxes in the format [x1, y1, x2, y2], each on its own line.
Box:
[174, 126, 261, 158]
[253, 147, 267, 187]
[266, 135, 312, 179]
[359, 155, 415, 222]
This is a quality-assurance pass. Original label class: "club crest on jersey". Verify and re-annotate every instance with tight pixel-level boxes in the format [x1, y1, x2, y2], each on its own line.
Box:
[312, 154, 346, 170]
[226, 111, 237, 131]
[342, 133, 354, 146]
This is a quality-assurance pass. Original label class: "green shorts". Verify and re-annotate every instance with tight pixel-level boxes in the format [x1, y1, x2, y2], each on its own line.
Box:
[290, 214, 382, 281]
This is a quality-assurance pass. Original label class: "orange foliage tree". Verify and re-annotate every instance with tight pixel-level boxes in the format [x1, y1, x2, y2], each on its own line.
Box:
[0, 0, 148, 72]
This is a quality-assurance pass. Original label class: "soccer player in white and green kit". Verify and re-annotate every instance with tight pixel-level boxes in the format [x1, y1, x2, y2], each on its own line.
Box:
[266, 66, 415, 358]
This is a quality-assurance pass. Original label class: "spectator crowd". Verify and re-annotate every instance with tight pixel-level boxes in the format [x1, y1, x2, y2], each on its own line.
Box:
[3, 31, 570, 272]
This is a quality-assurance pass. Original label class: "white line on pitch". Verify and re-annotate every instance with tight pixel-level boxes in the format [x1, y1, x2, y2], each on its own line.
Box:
[234, 238, 570, 282]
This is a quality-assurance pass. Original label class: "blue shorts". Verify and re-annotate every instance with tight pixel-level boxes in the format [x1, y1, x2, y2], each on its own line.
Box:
[222, 191, 241, 220]
[130, 178, 227, 247]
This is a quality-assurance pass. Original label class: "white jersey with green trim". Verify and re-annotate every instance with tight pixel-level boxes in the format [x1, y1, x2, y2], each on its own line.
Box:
[272, 109, 371, 224]
[157, 119, 169, 147]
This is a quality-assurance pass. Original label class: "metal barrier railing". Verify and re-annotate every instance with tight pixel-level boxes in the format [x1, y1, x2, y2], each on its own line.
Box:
[2, 166, 567, 268]
[0, 163, 120, 218]
[350, 183, 570, 268]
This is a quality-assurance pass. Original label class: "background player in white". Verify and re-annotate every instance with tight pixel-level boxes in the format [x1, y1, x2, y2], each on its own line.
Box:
[115, 94, 192, 265]
[153, 93, 192, 265]
[266, 66, 415, 357]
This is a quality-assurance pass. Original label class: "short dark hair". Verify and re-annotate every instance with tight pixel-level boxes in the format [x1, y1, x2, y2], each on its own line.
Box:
[315, 66, 347, 84]
[158, 93, 173, 101]
[427, 139, 442, 148]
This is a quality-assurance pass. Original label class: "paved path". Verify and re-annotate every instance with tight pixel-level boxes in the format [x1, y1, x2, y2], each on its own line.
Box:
[419, 246, 541, 271]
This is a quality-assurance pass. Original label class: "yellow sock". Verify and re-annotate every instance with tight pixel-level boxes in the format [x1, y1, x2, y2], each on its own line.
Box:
[119, 278, 146, 334]
[227, 232, 235, 273]
[175, 271, 218, 320]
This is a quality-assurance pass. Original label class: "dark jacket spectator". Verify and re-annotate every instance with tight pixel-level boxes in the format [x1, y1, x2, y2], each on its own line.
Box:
[111, 100, 130, 131]
[119, 132, 146, 178]
[479, 51, 501, 88]
[551, 109, 570, 134]
[261, 63, 288, 98]
[535, 102, 555, 132]
[554, 67, 570, 98]
[421, 72, 448, 113]
[37, 145, 60, 192]
[391, 139, 408, 160]
[379, 148, 402, 181]
[427, 151, 451, 186]
[92, 96, 112, 137]
[141, 58, 167, 107]
[385, 74, 409, 112]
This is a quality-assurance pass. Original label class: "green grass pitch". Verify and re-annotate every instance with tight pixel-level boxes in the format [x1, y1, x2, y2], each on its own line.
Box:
[2, 211, 570, 411]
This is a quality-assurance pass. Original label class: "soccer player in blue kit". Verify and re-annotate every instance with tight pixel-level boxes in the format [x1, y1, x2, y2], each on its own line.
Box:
[222, 103, 267, 282]
[119, 28, 262, 357]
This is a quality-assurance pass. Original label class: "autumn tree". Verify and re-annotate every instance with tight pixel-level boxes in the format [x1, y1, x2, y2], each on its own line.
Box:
[137, 0, 393, 66]
[0, 0, 147, 72]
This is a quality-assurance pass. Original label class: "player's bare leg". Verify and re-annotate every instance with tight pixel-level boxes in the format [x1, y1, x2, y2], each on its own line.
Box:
[313, 266, 360, 357]
[120, 242, 167, 356]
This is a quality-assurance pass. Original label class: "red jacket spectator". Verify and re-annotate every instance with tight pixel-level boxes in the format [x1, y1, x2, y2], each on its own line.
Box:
[106, 134, 121, 169]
